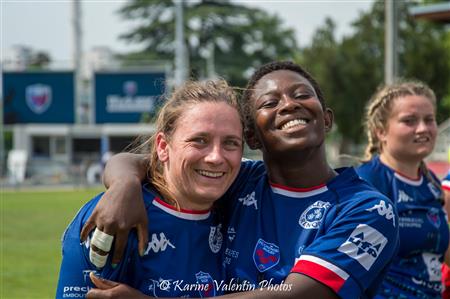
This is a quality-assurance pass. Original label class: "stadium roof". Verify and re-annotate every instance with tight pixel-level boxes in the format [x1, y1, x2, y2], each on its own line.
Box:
[409, 2, 450, 24]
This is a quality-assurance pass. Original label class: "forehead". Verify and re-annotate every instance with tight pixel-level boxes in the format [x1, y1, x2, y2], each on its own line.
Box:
[175, 101, 242, 135]
[390, 95, 435, 116]
[254, 70, 313, 93]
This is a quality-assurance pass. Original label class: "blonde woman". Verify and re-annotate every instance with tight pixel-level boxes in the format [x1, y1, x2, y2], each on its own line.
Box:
[356, 81, 449, 299]
[56, 80, 244, 298]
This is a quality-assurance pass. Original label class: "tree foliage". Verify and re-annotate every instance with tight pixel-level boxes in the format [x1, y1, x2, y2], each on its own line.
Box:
[118, 0, 298, 87]
[301, 1, 450, 149]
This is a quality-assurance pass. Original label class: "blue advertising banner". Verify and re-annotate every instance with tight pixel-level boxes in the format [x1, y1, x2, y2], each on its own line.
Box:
[2, 71, 75, 124]
[94, 71, 166, 123]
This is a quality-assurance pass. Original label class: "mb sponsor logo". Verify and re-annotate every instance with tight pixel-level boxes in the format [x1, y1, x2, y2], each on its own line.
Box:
[238, 192, 258, 210]
[144, 232, 175, 254]
[338, 224, 387, 270]
[366, 200, 396, 226]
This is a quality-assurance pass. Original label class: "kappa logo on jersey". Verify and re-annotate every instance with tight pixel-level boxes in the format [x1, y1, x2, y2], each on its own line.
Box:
[253, 239, 280, 272]
[227, 227, 236, 242]
[209, 224, 223, 253]
[149, 278, 172, 297]
[299, 201, 331, 229]
[144, 232, 175, 254]
[238, 192, 258, 210]
[397, 190, 414, 203]
[366, 200, 396, 227]
[426, 208, 441, 228]
[195, 271, 216, 297]
[26, 83, 52, 114]
[338, 224, 387, 270]
[427, 182, 441, 199]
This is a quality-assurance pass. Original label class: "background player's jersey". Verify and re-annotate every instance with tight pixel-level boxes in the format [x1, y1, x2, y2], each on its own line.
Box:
[222, 160, 399, 299]
[443, 171, 450, 192]
[56, 184, 224, 298]
[357, 156, 448, 299]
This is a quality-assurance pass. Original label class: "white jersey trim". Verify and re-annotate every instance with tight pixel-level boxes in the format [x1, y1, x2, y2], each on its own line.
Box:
[152, 199, 211, 221]
[271, 185, 328, 198]
[299, 255, 349, 280]
[394, 172, 423, 186]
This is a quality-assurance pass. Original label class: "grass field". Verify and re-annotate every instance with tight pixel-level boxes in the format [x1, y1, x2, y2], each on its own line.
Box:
[1, 188, 103, 299]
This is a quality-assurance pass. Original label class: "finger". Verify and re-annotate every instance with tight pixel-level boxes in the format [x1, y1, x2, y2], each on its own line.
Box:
[86, 288, 110, 299]
[80, 218, 96, 242]
[136, 223, 149, 256]
[111, 231, 129, 265]
[91, 228, 114, 253]
[89, 272, 119, 289]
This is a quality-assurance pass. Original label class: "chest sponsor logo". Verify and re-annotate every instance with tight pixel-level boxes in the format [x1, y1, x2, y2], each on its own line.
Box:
[397, 190, 414, 203]
[253, 239, 280, 272]
[426, 208, 441, 228]
[144, 232, 175, 254]
[299, 201, 331, 229]
[195, 271, 216, 297]
[366, 200, 396, 227]
[427, 182, 441, 199]
[238, 192, 258, 210]
[26, 83, 52, 114]
[337, 224, 387, 271]
[209, 224, 223, 253]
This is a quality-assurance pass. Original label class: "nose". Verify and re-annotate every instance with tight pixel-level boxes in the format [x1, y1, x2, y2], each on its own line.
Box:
[279, 95, 300, 114]
[204, 144, 225, 165]
[416, 119, 432, 133]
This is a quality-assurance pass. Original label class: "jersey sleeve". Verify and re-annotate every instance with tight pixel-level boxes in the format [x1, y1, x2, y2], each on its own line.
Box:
[291, 191, 399, 299]
[55, 194, 139, 299]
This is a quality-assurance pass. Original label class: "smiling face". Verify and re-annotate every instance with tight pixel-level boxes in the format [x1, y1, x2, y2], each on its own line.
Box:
[248, 70, 332, 155]
[156, 101, 243, 210]
[378, 95, 437, 163]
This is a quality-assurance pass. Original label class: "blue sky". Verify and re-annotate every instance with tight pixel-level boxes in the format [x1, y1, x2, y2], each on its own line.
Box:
[1, 0, 374, 63]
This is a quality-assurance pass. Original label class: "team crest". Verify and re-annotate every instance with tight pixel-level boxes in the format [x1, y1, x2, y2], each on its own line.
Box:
[123, 80, 138, 96]
[209, 224, 223, 253]
[253, 239, 280, 272]
[299, 201, 331, 229]
[427, 208, 441, 228]
[26, 84, 52, 114]
[195, 271, 216, 297]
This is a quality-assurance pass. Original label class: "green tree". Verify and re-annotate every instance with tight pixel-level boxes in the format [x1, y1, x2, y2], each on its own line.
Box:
[117, 0, 298, 87]
[301, 1, 450, 152]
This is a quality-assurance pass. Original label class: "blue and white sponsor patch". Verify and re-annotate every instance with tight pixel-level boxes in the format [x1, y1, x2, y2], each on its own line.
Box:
[195, 271, 216, 298]
[253, 239, 280, 272]
[337, 224, 387, 270]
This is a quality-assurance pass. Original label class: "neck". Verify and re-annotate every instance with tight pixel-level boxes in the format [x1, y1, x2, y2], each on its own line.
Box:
[379, 152, 421, 179]
[263, 147, 337, 188]
[163, 174, 213, 212]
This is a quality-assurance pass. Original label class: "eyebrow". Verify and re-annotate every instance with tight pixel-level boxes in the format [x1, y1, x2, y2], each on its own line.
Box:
[256, 83, 315, 100]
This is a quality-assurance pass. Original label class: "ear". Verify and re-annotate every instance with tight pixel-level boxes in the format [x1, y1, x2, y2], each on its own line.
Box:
[244, 128, 262, 150]
[156, 132, 169, 162]
[375, 127, 387, 143]
[324, 108, 334, 133]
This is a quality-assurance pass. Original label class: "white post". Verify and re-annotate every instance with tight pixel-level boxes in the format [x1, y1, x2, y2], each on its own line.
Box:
[174, 0, 188, 87]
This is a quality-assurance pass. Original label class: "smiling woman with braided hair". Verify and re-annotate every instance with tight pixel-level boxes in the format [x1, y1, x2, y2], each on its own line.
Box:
[356, 80, 449, 299]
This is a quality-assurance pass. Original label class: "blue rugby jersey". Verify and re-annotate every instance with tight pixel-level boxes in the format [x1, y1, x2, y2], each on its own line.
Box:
[222, 160, 399, 299]
[56, 185, 224, 298]
[357, 156, 448, 299]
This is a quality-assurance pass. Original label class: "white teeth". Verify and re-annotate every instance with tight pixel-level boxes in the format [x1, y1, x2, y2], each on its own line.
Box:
[415, 137, 429, 142]
[281, 119, 307, 130]
[197, 170, 224, 178]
